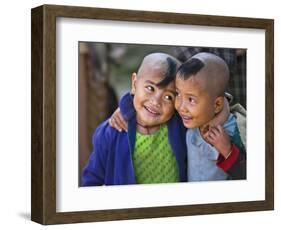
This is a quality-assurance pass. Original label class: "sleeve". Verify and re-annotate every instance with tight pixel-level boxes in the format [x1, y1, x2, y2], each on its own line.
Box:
[216, 144, 246, 180]
[81, 122, 109, 186]
[119, 92, 136, 121]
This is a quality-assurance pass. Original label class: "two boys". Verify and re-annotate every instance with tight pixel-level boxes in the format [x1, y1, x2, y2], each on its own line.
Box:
[82, 52, 246, 186]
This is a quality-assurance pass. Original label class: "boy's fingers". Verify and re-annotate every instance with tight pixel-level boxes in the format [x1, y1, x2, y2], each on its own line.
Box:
[205, 133, 215, 145]
[108, 117, 114, 127]
[202, 131, 209, 139]
[117, 113, 128, 131]
[109, 108, 122, 131]
[203, 134, 210, 143]
[114, 109, 128, 131]
[211, 126, 221, 136]
[124, 123, 128, 132]
[208, 133, 216, 141]
[208, 128, 217, 138]
[203, 130, 213, 139]
[114, 114, 126, 132]
[217, 125, 224, 133]
[109, 117, 116, 129]
[109, 116, 123, 132]
[201, 124, 210, 135]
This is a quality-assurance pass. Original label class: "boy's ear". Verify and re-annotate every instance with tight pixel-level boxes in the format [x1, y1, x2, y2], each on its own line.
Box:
[131, 73, 137, 95]
[214, 96, 224, 114]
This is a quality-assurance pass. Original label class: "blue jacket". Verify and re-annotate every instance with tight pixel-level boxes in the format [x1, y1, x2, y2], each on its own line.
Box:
[82, 93, 187, 186]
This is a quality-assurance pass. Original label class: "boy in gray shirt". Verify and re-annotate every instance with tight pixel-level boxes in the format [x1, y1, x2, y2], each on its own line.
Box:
[175, 52, 245, 181]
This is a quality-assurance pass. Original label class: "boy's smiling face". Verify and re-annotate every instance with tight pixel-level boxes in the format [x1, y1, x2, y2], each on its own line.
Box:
[175, 73, 217, 129]
[132, 67, 176, 128]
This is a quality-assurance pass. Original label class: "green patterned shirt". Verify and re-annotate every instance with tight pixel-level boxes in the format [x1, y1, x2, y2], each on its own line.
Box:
[133, 124, 179, 184]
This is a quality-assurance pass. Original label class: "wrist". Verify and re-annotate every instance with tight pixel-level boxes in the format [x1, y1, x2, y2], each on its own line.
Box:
[220, 144, 233, 159]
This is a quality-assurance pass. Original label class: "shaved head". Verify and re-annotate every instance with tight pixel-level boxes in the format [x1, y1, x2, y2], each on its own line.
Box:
[177, 52, 230, 97]
[137, 53, 181, 87]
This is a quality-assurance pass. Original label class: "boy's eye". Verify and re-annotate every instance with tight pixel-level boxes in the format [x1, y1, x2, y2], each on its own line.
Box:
[145, 85, 154, 92]
[189, 97, 196, 104]
[175, 92, 180, 97]
[164, 94, 174, 101]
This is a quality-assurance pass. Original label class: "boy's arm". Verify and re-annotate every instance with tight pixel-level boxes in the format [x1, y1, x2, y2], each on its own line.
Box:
[216, 144, 246, 179]
[82, 123, 108, 186]
[109, 92, 135, 132]
[109, 108, 128, 132]
[203, 125, 246, 180]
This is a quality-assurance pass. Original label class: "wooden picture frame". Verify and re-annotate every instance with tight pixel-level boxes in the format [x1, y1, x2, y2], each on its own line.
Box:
[31, 4, 274, 225]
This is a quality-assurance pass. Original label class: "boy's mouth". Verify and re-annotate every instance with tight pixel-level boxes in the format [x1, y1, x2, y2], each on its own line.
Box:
[179, 114, 193, 123]
[144, 105, 160, 117]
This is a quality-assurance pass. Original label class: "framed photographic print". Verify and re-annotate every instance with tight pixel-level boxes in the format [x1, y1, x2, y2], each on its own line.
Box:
[31, 4, 274, 225]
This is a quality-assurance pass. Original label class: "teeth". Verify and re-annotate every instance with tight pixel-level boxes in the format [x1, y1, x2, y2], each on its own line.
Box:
[145, 106, 159, 115]
[181, 115, 192, 120]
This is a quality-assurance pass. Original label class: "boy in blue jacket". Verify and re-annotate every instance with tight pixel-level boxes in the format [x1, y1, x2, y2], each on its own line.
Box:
[82, 53, 187, 186]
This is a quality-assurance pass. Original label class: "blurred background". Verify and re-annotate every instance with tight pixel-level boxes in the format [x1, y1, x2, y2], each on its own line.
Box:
[78, 42, 246, 185]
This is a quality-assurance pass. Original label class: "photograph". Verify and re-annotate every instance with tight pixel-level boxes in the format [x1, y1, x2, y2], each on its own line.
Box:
[79, 42, 247, 187]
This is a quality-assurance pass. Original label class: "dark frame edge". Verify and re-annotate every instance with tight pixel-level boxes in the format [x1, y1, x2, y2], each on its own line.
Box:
[31, 5, 44, 224]
[31, 5, 57, 225]
[31, 4, 275, 225]
[38, 200, 273, 225]
[265, 19, 274, 210]
[38, 4, 271, 28]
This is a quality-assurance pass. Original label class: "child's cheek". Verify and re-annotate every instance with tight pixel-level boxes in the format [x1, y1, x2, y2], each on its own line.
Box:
[174, 98, 180, 111]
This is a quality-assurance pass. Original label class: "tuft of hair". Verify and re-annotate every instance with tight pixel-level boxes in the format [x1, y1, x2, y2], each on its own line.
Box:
[156, 56, 179, 87]
[177, 52, 230, 97]
[177, 58, 205, 80]
[137, 53, 181, 88]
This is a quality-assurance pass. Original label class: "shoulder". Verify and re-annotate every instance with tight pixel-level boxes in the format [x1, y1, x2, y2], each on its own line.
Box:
[119, 92, 136, 121]
[224, 114, 245, 151]
[92, 119, 121, 144]
[223, 113, 238, 136]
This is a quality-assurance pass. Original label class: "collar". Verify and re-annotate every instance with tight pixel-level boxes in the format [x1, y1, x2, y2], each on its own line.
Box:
[190, 128, 204, 146]
[189, 113, 236, 147]
[188, 128, 219, 160]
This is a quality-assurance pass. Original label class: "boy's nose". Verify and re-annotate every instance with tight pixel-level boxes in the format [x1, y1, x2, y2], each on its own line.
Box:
[178, 100, 189, 113]
[150, 95, 161, 107]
